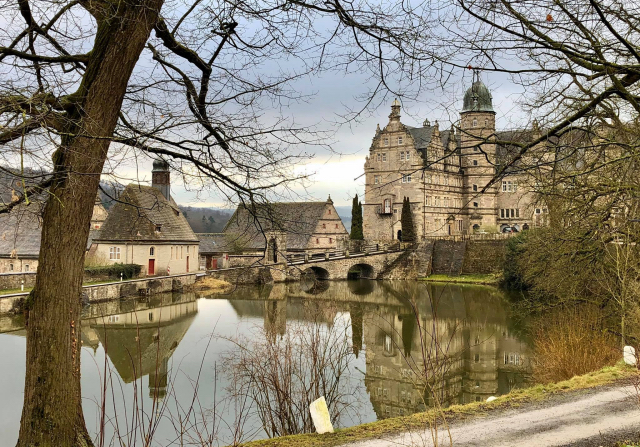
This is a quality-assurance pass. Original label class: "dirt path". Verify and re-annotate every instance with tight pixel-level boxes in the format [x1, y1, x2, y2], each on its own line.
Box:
[344, 384, 640, 447]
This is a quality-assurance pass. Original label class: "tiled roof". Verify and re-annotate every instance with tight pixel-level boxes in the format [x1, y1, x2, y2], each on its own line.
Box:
[223, 201, 330, 251]
[0, 202, 44, 258]
[406, 126, 434, 150]
[197, 233, 232, 254]
[96, 184, 198, 243]
[407, 126, 454, 153]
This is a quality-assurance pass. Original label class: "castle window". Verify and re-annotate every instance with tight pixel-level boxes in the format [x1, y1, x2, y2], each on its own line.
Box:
[472, 119, 477, 127]
[335, 224, 339, 229]
[473, 184, 478, 192]
[501, 209, 505, 218]
[510, 209, 515, 218]
[322, 223, 326, 229]
[384, 138, 389, 146]
[400, 151, 405, 161]
[473, 202, 478, 207]
[502, 181, 507, 192]
[109, 247, 121, 260]
[394, 209, 398, 214]
[434, 197, 440, 207]
[377, 153, 381, 162]
[374, 175, 381, 184]
[328, 209, 331, 214]
[425, 196, 431, 206]
[485, 119, 488, 127]
[472, 159, 478, 166]
[155, 224, 162, 232]
[329, 238, 333, 243]
[398, 136, 403, 145]
[516, 209, 520, 218]
[536, 208, 541, 214]
[402, 174, 411, 183]
[513, 182, 518, 192]
[426, 175, 431, 183]
[474, 146, 479, 152]
[24, 264, 29, 272]
[382, 152, 387, 162]
[9, 264, 13, 271]
[150, 247, 155, 256]
[316, 238, 319, 244]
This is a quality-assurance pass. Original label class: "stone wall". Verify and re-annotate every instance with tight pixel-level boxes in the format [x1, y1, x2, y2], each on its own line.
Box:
[461, 240, 507, 274]
[0, 272, 37, 290]
[0, 273, 199, 315]
[379, 242, 434, 279]
[0, 270, 146, 291]
[431, 240, 467, 275]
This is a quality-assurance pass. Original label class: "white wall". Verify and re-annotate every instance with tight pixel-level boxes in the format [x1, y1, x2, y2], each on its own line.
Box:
[93, 242, 199, 275]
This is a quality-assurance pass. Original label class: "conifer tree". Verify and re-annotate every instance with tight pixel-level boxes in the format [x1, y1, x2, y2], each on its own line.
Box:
[350, 194, 364, 240]
[401, 197, 416, 243]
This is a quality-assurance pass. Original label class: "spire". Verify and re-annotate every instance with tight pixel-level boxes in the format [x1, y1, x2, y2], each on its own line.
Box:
[389, 99, 401, 121]
[376, 123, 381, 134]
[423, 118, 430, 127]
[327, 194, 333, 204]
[433, 120, 440, 137]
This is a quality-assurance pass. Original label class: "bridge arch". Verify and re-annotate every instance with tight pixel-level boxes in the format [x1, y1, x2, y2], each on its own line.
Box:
[300, 266, 330, 294]
[302, 266, 330, 281]
[347, 263, 375, 280]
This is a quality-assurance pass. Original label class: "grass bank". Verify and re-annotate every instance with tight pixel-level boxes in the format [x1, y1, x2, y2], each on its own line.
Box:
[420, 273, 500, 285]
[237, 364, 635, 447]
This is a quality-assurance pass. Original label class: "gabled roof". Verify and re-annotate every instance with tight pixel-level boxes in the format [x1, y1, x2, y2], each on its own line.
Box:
[197, 233, 232, 254]
[406, 126, 453, 152]
[223, 201, 335, 251]
[0, 202, 44, 258]
[96, 184, 198, 243]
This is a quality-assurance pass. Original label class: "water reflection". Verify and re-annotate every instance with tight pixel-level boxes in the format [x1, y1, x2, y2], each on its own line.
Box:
[0, 280, 530, 445]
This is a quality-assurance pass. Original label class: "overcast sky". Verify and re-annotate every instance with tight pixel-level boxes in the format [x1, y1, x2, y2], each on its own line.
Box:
[140, 67, 528, 208]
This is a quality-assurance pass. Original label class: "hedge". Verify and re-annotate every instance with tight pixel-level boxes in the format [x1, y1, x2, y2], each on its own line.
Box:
[84, 263, 142, 280]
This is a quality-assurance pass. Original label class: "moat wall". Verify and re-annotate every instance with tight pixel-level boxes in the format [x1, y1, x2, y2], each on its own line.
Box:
[429, 239, 507, 276]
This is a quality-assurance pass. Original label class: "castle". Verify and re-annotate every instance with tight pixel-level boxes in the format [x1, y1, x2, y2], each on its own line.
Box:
[363, 78, 548, 240]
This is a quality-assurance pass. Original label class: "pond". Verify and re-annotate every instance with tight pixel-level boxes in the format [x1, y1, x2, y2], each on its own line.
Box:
[0, 280, 530, 446]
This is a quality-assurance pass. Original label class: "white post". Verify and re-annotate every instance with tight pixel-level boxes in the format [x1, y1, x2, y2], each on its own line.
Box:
[120, 272, 123, 282]
[21, 279, 24, 291]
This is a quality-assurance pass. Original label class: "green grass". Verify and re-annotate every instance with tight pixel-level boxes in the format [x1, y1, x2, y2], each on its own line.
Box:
[420, 273, 501, 285]
[235, 364, 635, 447]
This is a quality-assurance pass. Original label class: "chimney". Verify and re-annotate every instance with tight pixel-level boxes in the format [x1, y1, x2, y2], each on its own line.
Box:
[152, 158, 170, 200]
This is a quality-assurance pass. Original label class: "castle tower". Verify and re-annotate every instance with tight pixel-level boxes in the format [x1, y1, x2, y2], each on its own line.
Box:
[152, 158, 171, 200]
[460, 75, 498, 231]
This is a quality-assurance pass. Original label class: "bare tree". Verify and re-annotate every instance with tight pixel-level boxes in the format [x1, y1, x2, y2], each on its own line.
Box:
[0, 0, 439, 444]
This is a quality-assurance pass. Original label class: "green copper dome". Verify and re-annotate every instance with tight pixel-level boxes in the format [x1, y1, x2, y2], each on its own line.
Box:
[462, 81, 494, 113]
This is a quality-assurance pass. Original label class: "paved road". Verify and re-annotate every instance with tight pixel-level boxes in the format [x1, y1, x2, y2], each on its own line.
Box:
[344, 385, 640, 447]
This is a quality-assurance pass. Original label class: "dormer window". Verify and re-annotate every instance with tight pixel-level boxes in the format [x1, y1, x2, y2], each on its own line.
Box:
[155, 224, 162, 232]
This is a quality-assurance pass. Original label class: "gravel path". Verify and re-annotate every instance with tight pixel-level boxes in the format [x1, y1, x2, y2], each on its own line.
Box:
[343, 384, 640, 447]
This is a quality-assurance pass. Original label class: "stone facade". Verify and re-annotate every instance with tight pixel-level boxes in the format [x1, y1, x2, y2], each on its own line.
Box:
[363, 81, 546, 242]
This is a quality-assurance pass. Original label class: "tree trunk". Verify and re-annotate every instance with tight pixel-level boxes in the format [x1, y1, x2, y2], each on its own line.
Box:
[17, 2, 163, 445]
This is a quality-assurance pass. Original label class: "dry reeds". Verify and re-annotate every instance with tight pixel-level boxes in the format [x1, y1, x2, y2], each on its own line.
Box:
[532, 305, 620, 383]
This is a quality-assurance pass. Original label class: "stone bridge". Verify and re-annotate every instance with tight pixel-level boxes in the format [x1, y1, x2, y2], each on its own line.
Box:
[208, 246, 422, 284]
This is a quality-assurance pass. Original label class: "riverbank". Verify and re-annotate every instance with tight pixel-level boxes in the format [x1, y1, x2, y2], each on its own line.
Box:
[237, 364, 635, 447]
[420, 273, 501, 285]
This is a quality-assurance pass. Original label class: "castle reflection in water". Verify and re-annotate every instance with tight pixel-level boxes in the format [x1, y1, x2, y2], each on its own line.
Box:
[224, 279, 531, 419]
[1, 280, 529, 423]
